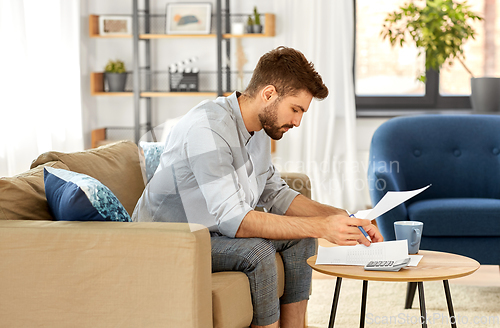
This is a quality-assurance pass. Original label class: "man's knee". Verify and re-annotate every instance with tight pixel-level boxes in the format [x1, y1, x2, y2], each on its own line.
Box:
[299, 237, 317, 257]
[243, 238, 277, 271]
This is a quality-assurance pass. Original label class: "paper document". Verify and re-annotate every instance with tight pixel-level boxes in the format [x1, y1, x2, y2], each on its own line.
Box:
[408, 255, 423, 266]
[315, 240, 422, 267]
[354, 185, 431, 222]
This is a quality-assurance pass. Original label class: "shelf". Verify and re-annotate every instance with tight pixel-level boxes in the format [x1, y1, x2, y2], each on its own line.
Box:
[90, 72, 132, 96]
[90, 7, 276, 145]
[140, 34, 216, 39]
[93, 92, 134, 96]
[141, 92, 218, 97]
[89, 14, 275, 39]
[91, 72, 233, 97]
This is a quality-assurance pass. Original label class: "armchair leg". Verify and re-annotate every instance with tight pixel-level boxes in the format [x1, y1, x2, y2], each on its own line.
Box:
[405, 282, 417, 309]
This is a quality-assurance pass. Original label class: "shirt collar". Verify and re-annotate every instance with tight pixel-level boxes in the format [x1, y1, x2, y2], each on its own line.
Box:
[228, 91, 252, 144]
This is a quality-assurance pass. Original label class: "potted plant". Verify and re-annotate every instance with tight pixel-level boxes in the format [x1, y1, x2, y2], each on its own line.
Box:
[246, 15, 254, 34]
[252, 6, 263, 34]
[104, 59, 128, 92]
[380, 0, 490, 111]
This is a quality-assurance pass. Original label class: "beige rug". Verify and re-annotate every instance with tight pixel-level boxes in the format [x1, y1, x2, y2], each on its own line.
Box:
[307, 279, 500, 328]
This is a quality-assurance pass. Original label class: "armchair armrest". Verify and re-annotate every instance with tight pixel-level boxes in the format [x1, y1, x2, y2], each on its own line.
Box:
[0, 221, 212, 328]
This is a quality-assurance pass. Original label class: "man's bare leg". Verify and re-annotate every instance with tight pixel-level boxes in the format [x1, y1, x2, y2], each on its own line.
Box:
[280, 299, 308, 328]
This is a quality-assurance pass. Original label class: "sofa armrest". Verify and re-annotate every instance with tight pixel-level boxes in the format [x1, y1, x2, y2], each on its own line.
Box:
[0, 221, 212, 328]
[280, 172, 311, 199]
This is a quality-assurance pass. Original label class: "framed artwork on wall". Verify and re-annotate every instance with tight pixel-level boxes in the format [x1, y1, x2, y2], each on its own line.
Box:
[165, 3, 212, 35]
[99, 16, 132, 35]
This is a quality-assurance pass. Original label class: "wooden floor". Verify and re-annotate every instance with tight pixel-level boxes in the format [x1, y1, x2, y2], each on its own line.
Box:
[312, 239, 500, 287]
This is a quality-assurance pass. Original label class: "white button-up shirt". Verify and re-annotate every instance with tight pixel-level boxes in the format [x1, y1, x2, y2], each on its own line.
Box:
[132, 92, 299, 237]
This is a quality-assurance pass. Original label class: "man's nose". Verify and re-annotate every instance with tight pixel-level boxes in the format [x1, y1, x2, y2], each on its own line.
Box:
[292, 113, 303, 127]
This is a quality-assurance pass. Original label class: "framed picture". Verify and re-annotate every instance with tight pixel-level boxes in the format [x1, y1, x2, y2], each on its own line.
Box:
[99, 16, 132, 36]
[166, 3, 212, 35]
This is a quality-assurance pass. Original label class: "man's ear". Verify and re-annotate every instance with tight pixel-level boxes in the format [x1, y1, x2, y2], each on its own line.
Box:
[260, 85, 277, 102]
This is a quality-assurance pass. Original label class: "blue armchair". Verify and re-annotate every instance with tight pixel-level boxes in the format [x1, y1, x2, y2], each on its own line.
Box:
[368, 114, 500, 306]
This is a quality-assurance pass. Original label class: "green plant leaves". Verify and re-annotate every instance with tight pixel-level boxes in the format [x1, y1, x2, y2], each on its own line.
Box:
[253, 6, 261, 25]
[105, 60, 126, 73]
[380, 0, 482, 80]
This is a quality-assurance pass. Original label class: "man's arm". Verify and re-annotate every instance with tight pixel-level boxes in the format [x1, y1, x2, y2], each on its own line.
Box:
[236, 194, 384, 245]
[285, 194, 347, 217]
[235, 209, 375, 246]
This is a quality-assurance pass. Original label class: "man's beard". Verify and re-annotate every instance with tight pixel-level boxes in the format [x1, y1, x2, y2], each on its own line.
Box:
[258, 100, 293, 140]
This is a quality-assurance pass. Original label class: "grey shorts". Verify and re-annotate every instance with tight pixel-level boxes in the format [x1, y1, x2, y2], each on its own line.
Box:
[210, 234, 316, 326]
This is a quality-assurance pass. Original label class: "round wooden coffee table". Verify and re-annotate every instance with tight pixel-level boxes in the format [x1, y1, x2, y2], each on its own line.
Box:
[307, 250, 480, 328]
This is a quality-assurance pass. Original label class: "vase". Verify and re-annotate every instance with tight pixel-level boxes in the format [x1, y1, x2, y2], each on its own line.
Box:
[106, 73, 128, 92]
[470, 77, 500, 113]
[252, 25, 263, 34]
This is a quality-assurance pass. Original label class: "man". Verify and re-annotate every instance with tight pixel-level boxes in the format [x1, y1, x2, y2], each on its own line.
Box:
[132, 46, 383, 328]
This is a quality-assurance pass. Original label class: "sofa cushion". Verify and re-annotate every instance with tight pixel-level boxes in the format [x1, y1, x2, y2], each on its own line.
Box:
[139, 141, 164, 184]
[211, 253, 284, 328]
[211, 272, 253, 328]
[44, 167, 131, 222]
[0, 161, 70, 221]
[407, 198, 500, 237]
[31, 141, 144, 216]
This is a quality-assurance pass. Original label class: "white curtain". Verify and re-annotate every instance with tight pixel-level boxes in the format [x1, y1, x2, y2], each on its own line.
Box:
[0, 0, 83, 177]
[273, 0, 364, 212]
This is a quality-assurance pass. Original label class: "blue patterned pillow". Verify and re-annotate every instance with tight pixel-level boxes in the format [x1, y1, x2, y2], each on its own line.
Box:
[139, 141, 165, 183]
[44, 167, 131, 222]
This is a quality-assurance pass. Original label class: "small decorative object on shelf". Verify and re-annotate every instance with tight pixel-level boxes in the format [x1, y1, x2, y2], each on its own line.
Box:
[169, 57, 199, 92]
[99, 16, 132, 36]
[165, 3, 212, 35]
[232, 20, 245, 35]
[104, 59, 127, 92]
[252, 6, 263, 33]
[246, 15, 254, 34]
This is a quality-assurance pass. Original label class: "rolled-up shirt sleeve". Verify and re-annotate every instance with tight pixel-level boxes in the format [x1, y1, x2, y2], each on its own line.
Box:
[186, 125, 252, 237]
[258, 164, 300, 215]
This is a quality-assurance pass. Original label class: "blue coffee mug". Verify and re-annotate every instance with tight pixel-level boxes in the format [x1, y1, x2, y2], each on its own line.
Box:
[394, 221, 423, 254]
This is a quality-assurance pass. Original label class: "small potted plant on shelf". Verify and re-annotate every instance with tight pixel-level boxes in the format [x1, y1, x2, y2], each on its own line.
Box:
[252, 6, 263, 34]
[380, 0, 489, 110]
[246, 15, 254, 34]
[104, 59, 127, 92]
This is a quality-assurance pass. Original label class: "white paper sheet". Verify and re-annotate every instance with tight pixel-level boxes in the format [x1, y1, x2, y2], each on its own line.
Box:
[354, 185, 431, 221]
[315, 240, 409, 266]
[408, 255, 423, 266]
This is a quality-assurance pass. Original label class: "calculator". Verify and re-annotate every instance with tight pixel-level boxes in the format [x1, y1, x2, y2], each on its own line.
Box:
[364, 257, 411, 272]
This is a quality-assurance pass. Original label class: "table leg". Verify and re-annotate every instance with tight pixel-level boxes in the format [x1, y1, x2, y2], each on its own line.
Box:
[405, 282, 417, 309]
[360, 280, 368, 328]
[328, 277, 342, 328]
[443, 280, 457, 328]
[417, 282, 428, 328]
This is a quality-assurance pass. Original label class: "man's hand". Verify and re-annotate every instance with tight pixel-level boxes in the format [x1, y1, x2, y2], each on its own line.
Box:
[322, 214, 384, 246]
[361, 223, 384, 245]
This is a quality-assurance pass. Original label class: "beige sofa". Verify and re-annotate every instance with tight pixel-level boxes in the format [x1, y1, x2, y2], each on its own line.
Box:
[0, 140, 312, 328]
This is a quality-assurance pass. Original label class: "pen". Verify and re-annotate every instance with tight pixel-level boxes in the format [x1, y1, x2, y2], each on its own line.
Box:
[349, 214, 372, 243]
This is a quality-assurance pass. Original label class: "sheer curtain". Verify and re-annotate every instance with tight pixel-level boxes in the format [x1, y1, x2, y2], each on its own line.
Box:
[0, 0, 83, 177]
[273, 0, 364, 212]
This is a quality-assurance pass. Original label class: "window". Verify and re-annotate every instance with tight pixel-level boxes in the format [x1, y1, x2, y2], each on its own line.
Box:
[355, 0, 498, 114]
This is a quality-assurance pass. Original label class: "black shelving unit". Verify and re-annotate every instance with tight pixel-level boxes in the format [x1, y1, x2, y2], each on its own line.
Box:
[131, 0, 232, 143]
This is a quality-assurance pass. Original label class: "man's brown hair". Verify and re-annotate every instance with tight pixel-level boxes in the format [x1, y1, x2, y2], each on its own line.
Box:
[245, 46, 329, 100]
